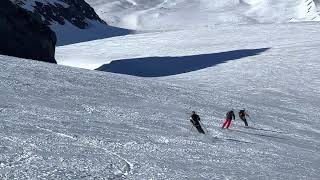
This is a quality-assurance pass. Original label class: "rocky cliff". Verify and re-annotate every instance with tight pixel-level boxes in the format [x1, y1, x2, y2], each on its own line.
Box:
[0, 0, 57, 63]
[13, 0, 129, 45]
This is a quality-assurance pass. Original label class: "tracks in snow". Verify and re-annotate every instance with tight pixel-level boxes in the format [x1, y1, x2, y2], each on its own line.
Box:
[35, 125, 77, 140]
[34, 125, 133, 177]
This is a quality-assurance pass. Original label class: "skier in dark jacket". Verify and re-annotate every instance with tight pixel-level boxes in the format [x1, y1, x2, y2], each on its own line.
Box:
[190, 111, 205, 134]
[239, 109, 250, 127]
[222, 110, 235, 129]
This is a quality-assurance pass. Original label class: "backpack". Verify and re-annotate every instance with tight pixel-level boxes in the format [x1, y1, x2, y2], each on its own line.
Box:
[239, 110, 245, 117]
[226, 111, 233, 119]
[190, 114, 200, 125]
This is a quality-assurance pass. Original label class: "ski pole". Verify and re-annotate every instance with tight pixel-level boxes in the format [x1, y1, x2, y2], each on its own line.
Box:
[248, 116, 256, 126]
[189, 125, 194, 133]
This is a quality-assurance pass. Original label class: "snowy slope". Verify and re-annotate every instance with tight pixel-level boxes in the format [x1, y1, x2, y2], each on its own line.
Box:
[2, 22, 320, 179]
[56, 22, 320, 70]
[86, 0, 320, 30]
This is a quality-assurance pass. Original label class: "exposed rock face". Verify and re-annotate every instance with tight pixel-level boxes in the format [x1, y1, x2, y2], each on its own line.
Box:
[14, 0, 106, 28]
[0, 0, 57, 63]
[12, 0, 129, 45]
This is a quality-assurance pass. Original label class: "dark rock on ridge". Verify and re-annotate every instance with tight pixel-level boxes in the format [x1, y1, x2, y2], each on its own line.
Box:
[0, 0, 57, 63]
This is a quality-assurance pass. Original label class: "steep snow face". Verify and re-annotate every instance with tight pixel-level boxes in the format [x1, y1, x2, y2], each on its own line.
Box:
[12, 0, 129, 45]
[86, 0, 320, 30]
[3, 22, 319, 179]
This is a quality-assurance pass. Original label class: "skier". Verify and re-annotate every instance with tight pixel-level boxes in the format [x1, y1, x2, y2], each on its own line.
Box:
[222, 110, 235, 129]
[239, 108, 250, 127]
[190, 111, 205, 134]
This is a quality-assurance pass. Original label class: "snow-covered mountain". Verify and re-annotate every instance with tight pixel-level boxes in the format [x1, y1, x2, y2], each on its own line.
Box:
[12, 0, 130, 45]
[86, 0, 320, 30]
[1, 21, 320, 178]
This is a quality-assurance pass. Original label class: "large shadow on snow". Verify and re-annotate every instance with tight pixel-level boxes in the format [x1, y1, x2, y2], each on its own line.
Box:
[96, 48, 270, 77]
[56, 26, 132, 46]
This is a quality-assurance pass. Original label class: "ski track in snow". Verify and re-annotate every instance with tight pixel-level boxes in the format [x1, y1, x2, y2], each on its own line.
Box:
[83, 139, 133, 176]
[35, 126, 77, 140]
[35, 121, 133, 176]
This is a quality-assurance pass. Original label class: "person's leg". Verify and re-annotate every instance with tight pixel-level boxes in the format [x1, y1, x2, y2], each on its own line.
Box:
[226, 120, 232, 128]
[222, 119, 228, 128]
[196, 125, 205, 134]
[244, 118, 248, 126]
[241, 117, 248, 126]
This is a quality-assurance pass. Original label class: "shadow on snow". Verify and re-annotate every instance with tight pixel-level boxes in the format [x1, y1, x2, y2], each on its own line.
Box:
[96, 48, 270, 77]
[56, 26, 132, 46]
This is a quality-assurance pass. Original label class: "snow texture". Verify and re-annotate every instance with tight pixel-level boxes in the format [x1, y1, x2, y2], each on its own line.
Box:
[86, 0, 320, 30]
[1, 21, 320, 179]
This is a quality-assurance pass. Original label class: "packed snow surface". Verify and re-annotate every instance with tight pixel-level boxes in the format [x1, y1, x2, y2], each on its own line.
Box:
[86, 0, 320, 30]
[2, 21, 320, 178]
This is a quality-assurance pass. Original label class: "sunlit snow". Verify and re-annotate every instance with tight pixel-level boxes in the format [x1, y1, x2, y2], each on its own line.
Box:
[1, 0, 320, 179]
[86, 0, 320, 30]
[2, 22, 320, 179]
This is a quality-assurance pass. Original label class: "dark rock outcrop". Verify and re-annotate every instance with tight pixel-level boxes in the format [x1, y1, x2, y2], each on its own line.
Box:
[12, 0, 130, 45]
[15, 0, 106, 28]
[0, 0, 57, 63]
